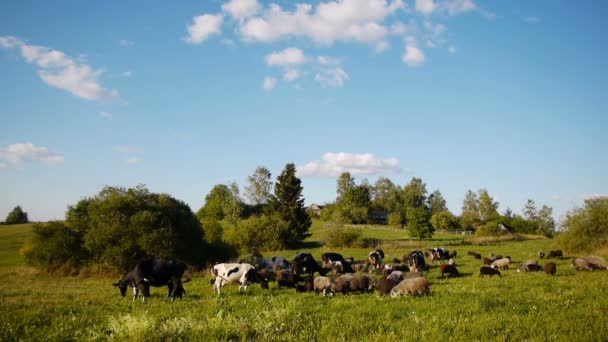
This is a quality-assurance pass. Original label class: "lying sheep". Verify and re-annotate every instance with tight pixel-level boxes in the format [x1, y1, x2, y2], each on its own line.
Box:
[525, 264, 543, 272]
[547, 250, 563, 258]
[517, 260, 539, 272]
[440, 264, 459, 277]
[480, 266, 502, 278]
[334, 274, 355, 294]
[390, 277, 430, 297]
[538, 250, 545, 259]
[468, 251, 482, 259]
[491, 258, 511, 270]
[572, 258, 597, 271]
[544, 262, 557, 276]
[377, 275, 400, 296]
[313, 276, 335, 296]
[584, 256, 608, 269]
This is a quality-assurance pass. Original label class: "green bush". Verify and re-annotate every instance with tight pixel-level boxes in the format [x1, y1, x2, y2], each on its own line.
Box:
[223, 214, 290, 253]
[5, 206, 28, 225]
[23, 221, 87, 271]
[388, 212, 404, 227]
[322, 225, 363, 248]
[475, 222, 501, 237]
[557, 197, 608, 252]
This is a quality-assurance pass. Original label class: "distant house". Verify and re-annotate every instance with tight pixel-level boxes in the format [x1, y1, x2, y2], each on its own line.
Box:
[309, 204, 324, 217]
[498, 222, 514, 234]
[370, 210, 389, 224]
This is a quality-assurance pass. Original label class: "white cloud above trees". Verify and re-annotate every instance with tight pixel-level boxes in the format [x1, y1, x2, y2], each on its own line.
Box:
[298, 152, 401, 177]
[0, 143, 64, 167]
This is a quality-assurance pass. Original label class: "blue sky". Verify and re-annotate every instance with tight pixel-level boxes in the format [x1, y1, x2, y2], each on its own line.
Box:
[1, 0, 606, 222]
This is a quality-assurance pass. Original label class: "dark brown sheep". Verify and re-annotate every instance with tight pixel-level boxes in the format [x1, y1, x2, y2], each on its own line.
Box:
[525, 264, 543, 272]
[334, 274, 355, 294]
[547, 250, 563, 258]
[483, 257, 493, 266]
[544, 262, 557, 275]
[479, 266, 502, 278]
[349, 275, 372, 293]
[277, 269, 301, 288]
[377, 275, 400, 296]
[440, 264, 459, 277]
[257, 269, 277, 282]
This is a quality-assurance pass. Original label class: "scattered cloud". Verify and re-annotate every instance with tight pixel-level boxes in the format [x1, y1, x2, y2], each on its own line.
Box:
[524, 16, 540, 23]
[374, 41, 390, 52]
[424, 20, 446, 36]
[315, 68, 349, 87]
[402, 37, 425, 66]
[185, 14, 224, 44]
[283, 69, 300, 81]
[99, 111, 113, 119]
[298, 152, 401, 178]
[551, 195, 562, 201]
[265, 47, 307, 66]
[443, 0, 476, 15]
[122, 70, 132, 78]
[263, 76, 277, 90]
[0, 36, 118, 101]
[448, 45, 457, 54]
[119, 39, 133, 47]
[391, 22, 408, 36]
[415, 0, 437, 15]
[317, 55, 339, 65]
[0, 142, 64, 166]
[125, 156, 139, 165]
[222, 0, 261, 21]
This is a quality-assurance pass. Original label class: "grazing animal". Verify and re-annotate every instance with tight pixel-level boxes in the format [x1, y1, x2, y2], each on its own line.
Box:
[405, 251, 428, 272]
[547, 250, 563, 258]
[349, 274, 374, 293]
[368, 249, 385, 272]
[331, 261, 344, 275]
[403, 272, 423, 280]
[392, 258, 402, 264]
[257, 268, 277, 282]
[277, 269, 302, 288]
[384, 264, 409, 273]
[572, 258, 598, 271]
[296, 276, 314, 293]
[333, 274, 355, 294]
[468, 251, 482, 259]
[378, 275, 400, 296]
[538, 250, 545, 259]
[211, 263, 269, 295]
[440, 264, 459, 277]
[491, 254, 503, 262]
[479, 266, 502, 278]
[448, 258, 456, 266]
[387, 271, 406, 282]
[390, 277, 430, 297]
[428, 248, 448, 264]
[525, 264, 543, 272]
[261, 256, 291, 270]
[584, 256, 608, 269]
[113, 258, 188, 302]
[483, 257, 493, 266]
[544, 262, 557, 275]
[313, 276, 335, 296]
[321, 252, 354, 273]
[292, 252, 329, 277]
[517, 260, 539, 272]
[491, 258, 511, 270]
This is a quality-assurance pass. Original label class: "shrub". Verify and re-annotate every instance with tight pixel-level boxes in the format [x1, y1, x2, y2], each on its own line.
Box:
[557, 197, 608, 253]
[322, 225, 363, 248]
[388, 212, 404, 227]
[5, 206, 28, 225]
[23, 221, 87, 271]
[223, 214, 290, 253]
[475, 222, 501, 237]
[431, 211, 459, 231]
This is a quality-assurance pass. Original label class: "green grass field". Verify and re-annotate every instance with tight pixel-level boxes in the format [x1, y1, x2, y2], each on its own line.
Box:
[1, 222, 607, 341]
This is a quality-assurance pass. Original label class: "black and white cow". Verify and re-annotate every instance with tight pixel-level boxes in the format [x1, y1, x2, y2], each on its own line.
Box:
[211, 263, 269, 295]
[260, 256, 291, 270]
[292, 252, 329, 277]
[368, 249, 385, 272]
[112, 258, 188, 302]
[428, 248, 448, 264]
[321, 252, 353, 273]
[405, 251, 428, 272]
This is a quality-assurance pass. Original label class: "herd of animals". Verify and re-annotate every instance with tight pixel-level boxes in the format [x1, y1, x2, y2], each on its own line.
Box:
[112, 248, 608, 302]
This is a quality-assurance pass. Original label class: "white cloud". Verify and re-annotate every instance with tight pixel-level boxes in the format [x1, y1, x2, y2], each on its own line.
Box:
[222, 0, 261, 20]
[443, 0, 476, 15]
[0, 142, 64, 166]
[99, 111, 113, 119]
[415, 0, 437, 15]
[424, 20, 446, 36]
[283, 69, 300, 81]
[119, 39, 133, 47]
[265, 47, 307, 66]
[317, 55, 339, 65]
[374, 41, 390, 52]
[402, 38, 425, 66]
[298, 152, 401, 177]
[125, 156, 139, 165]
[239, 0, 403, 45]
[185, 14, 223, 44]
[263, 76, 277, 90]
[390, 22, 407, 36]
[524, 16, 540, 23]
[0, 36, 118, 101]
[315, 68, 349, 87]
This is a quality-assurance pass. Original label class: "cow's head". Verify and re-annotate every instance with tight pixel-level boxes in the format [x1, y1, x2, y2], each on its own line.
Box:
[112, 281, 128, 297]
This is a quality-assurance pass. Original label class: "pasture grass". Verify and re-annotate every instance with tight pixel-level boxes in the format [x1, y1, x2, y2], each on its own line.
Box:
[1, 222, 607, 341]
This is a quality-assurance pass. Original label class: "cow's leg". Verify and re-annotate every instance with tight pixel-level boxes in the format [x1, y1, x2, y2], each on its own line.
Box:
[167, 282, 174, 299]
[132, 286, 139, 301]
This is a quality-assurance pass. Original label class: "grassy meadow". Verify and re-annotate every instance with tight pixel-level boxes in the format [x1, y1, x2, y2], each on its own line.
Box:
[1, 222, 608, 341]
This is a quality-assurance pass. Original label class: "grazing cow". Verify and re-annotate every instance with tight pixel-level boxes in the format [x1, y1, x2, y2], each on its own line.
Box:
[547, 250, 563, 258]
[292, 252, 329, 277]
[368, 249, 385, 272]
[261, 256, 291, 270]
[440, 264, 459, 278]
[321, 253, 354, 273]
[428, 248, 449, 264]
[113, 258, 188, 302]
[468, 251, 482, 259]
[405, 251, 428, 272]
[211, 263, 269, 295]
[525, 264, 543, 272]
[479, 266, 502, 278]
[544, 262, 557, 276]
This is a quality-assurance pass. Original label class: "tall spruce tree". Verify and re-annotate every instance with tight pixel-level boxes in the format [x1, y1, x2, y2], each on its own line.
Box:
[269, 163, 312, 247]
